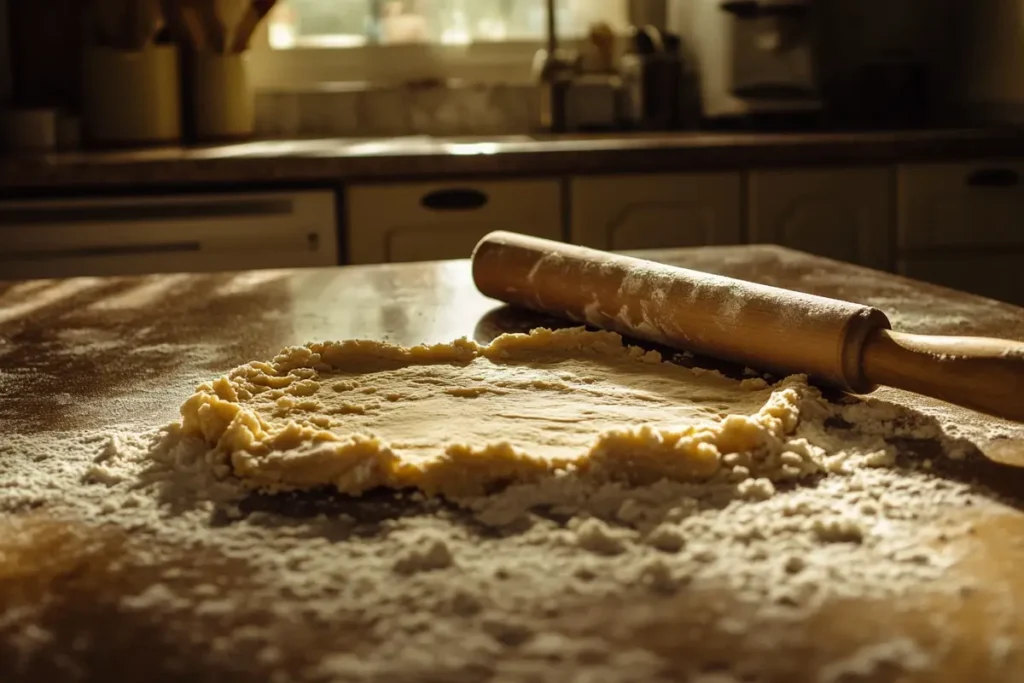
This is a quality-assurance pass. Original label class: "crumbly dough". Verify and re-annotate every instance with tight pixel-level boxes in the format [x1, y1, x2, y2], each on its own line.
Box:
[179, 327, 821, 497]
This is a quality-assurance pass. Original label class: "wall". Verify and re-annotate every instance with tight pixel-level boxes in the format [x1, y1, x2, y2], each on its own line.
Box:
[629, 0, 668, 29]
[6, 0, 84, 109]
[956, 0, 1024, 122]
[669, 0, 1024, 127]
[816, 0, 963, 125]
[817, 0, 1024, 124]
[0, 0, 10, 102]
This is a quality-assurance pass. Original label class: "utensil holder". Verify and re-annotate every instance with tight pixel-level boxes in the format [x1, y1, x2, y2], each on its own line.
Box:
[191, 53, 254, 142]
[82, 44, 182, 147]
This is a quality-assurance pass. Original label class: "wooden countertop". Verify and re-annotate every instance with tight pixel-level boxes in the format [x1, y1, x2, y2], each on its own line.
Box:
[2, 128, 1024, 191]
[2, 245, 1024, 682]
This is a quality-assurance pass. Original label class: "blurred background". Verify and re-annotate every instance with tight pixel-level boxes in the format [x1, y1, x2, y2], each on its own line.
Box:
[2, 0, 1022, 135]
[0, 0, 1022, 306]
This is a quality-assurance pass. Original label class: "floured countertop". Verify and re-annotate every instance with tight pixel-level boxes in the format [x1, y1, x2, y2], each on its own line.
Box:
[2, 245, 1024, 683]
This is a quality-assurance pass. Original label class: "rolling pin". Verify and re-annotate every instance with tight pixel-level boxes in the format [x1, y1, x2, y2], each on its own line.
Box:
[471, 231, 1024, 423]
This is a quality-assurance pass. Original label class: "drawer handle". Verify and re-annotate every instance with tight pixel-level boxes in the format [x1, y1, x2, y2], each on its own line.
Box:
[966, 168, 1019, 188]
[420, 188, 489, 211]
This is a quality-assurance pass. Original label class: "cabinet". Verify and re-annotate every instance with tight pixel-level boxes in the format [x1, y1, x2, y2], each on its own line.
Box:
[747, 167, 893, 270]
[896, 161, 1024, 305]
[898, 162, 1024, 249]
[347, 179, 563, 264]
[0, 190, 338, 280]
[569, 173, 742, 250]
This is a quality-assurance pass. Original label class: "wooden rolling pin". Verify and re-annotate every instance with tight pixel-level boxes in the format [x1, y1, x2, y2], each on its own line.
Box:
[471, 231, 1024, 423]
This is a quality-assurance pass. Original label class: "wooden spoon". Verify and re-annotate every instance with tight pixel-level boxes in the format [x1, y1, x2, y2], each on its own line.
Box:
[231, 0, 278, 53]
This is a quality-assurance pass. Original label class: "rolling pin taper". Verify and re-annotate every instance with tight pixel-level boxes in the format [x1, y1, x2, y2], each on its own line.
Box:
[472, 231, 1024, 423]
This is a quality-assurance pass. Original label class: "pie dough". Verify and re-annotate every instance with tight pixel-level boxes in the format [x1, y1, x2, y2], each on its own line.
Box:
[179, 327, 821, 497]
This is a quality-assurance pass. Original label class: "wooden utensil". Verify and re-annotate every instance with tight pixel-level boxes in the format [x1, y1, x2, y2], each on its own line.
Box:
[180, 4, 209, 50]
[160, 0, 190, 45]
[201, 0, 227, 52]
[119, 0, 164, 50]
[231, 0, 277, 53]
[180, 0, 225, 52]
[89, 0, 122, 47]
[471, 231, 1024, 423]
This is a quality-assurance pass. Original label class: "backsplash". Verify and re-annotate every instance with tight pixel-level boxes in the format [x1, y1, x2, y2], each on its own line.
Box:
[254, 83, 540, 138]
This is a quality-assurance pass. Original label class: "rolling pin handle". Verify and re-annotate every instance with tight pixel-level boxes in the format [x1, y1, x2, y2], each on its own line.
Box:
[861, 329, 1024, 422]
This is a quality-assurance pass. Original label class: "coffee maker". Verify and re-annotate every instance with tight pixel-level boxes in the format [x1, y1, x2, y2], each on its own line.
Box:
[670, 0, 821, 121]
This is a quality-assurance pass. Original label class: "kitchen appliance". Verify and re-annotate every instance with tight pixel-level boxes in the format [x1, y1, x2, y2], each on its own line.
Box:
[563, 75, 622, 131]
[562, 21, 622, 132]
[670, 0, 821, 120]
[813, 0, 958, 128]
[0, 190, 338, 280]
[472, 231, 1024, 423]
[618, 25, 698, 131]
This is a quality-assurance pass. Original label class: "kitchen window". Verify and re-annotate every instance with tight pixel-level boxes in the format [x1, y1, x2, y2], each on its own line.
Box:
[248, 0, 633, 87]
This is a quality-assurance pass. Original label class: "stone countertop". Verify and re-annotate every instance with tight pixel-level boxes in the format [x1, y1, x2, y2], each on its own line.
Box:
[2, 246, 1024, 682]
[2, 128, 1024, 191]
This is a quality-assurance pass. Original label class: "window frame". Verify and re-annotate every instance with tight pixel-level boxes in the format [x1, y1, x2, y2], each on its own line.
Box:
[248, 0, 657, 89]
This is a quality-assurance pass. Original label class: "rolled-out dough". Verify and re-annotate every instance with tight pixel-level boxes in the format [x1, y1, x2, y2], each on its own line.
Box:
[179, 327, 826, 497]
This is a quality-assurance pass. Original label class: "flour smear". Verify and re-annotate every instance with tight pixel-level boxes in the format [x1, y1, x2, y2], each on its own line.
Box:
[0, 329, 1018, 683]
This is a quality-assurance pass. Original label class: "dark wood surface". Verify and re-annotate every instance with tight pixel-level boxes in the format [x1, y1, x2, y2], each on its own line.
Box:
[2, 245, 1024, 682]
[1, 129, 1023, 191]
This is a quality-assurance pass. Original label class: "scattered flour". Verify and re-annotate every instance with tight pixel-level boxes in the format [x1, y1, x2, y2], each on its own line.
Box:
[392, 531, 455, 575]
[817, 638, 932, 683]
[0, 332, 1016, 683]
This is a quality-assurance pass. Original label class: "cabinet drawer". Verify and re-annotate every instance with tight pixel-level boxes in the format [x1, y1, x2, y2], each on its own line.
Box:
[748, 167, 893, 270]
[347, 179, 563, 264]
[0, 190, 338, 280]
[899, 251, 1024, 305]
[898, 162, 1024, 249]
[569, 173, 742, 251]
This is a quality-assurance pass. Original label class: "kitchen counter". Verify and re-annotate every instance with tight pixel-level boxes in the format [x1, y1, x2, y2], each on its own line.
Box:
[2, 245, 1024, 682]
[2, 128, 1024, 191]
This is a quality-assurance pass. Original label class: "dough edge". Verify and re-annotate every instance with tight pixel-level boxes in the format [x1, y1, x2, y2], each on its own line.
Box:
[177, 327, 821, 497]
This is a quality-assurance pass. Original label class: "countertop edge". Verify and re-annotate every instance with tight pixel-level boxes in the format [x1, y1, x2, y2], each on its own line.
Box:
[2, 128, 1024, 191]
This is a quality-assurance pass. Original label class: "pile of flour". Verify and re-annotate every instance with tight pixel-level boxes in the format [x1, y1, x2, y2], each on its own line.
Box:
[0, 372, 1013, 682]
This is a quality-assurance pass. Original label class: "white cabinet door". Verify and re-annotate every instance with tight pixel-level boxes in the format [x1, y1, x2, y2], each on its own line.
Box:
[569, 173, 742, 251]
[898, 161, 1024, 249]
[899, 252, 1024, 306]
[748, 167, 894, 270]
[347, 179, 563, 264]
[0, 190, 339, 280]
